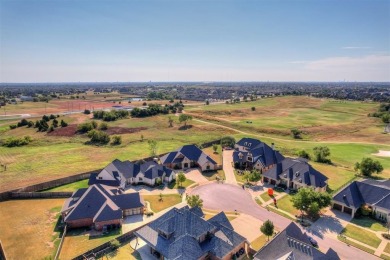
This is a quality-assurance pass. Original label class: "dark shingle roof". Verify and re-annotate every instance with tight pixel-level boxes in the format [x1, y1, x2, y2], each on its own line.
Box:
[263, 158, 328, 188]
[135, 207, 246, 260]
[63, 184, 144, 224]
[160, 145, 217, 165]
[333, 180, 390, 210]
[253, 222, 338, 260]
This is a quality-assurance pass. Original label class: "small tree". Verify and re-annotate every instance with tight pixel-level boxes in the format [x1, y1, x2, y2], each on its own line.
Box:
[313, 146, 331, 164]
[206, 100, 210, 105]
[179, 114, 192, 128]
[186, 195, 203, 208]
[291, 188, 331, 218]
[212, 144, 218, 154]
[251, 107, 256, 111]
[220, 136, 236, 148]
[159, 192, 163, 201]
[60, 119, 68, 127]
[177, 172, 186, 188]
[355, 158, 383, 177]
[99, 122, 108, 130]
[148, 140, 158, 157]
[84, 109, 91, 114]
[168, 116, 174, 127]
[260, 220, 274, 241]
[111, 135, 122, 145]
[52, 119, 58, 128]
[141, 134, 144, 142]
[297, 150, 310, 160]
[291, 129, 302, 139]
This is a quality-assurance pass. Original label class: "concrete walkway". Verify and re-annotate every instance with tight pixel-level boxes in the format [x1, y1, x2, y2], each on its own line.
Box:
[222, 150, 237, 185]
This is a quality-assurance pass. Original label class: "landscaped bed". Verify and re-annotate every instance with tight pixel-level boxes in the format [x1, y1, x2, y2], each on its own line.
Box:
[142, 194, 182, 213]
[0, 199, 65, 260]
[340, 224, 382, 248]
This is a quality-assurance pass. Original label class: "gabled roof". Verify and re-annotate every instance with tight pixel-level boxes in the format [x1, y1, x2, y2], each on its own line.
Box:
[63, 184, 144, 224]
[135, 207, 246, 260]
[160, 145, 217, 166]
[263, 158, 328, 188]
[253, 222, 338, 260]
[333, 180, 390, 210]
[236, 138, 262, 148]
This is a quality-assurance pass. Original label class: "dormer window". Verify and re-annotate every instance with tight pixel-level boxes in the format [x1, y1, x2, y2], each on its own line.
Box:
[239, 153, 243, 159]
[248, 143, 252, 147]
[244, 142, 247, 146]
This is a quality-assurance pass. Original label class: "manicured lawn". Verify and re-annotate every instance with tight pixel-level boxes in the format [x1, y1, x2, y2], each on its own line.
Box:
[259, 190, 280, 203]
[351, 217, 387, 232]
[341, 224, 382, 248]
[60, 228, 121, 260]
[167, 179, 195, 189]
[250, 235, 268, 251]
[267, 205, 296, 221]
[42, 179, 89, 192]
[0, 199, 65, 260]
[384, 243, 390, 254]
[275, 195, 300, 216]
[143, 194, 182, 213]
[202, 170, 226, 181]
[337, 235, 376, 254]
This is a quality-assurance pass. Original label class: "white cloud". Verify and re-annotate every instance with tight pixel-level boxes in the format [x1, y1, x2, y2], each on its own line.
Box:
[342, 46, 372, 50]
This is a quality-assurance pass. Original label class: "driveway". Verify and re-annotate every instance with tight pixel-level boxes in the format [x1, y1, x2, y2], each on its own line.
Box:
[231, 214, 263, 242]
[222, 150, 237, 185]
[184, 168, 209, 184]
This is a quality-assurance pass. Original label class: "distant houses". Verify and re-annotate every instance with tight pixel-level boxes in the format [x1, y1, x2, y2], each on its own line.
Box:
[61, 184, 144, 230]
[160, 144, 219, 172]
[262, 158, 328, 192]
[233, 138, 285, 171]
[332, 179, 390, 221]
[135, 206, 248, 260]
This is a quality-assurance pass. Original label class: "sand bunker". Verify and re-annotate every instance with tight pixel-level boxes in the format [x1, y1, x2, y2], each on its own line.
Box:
[373, 150, 390, 157]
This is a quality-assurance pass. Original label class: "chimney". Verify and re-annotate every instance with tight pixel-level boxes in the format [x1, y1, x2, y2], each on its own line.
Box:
[153, 157, 159, 163]
[271, 143, 275, 150]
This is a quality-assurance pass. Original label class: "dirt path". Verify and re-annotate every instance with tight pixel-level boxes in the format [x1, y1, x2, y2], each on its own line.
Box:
[193, 118, 390, 147]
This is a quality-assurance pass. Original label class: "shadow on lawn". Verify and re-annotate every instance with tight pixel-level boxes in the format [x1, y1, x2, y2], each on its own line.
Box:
[306, 215, 344, 239]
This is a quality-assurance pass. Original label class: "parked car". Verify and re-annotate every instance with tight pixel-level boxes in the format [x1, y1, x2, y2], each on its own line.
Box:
[308, 236, 318, 247]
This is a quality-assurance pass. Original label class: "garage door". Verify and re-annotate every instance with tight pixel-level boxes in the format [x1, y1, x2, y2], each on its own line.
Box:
[343, 207, 353, 215]
[333, 203, 342, 211]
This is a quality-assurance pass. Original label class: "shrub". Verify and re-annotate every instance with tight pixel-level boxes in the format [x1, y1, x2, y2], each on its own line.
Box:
[110, 240, 120, 249]
[48, 125, 54, 133]
[111, 135, 122, 145]
[77, 121, 97, 133]
[87, 129, 110, 144]
[313, 146, 331, 164]
[297, 150, 310, 160]
[9, 124, 17, 130]
[84, 109, 91, 114]
[17, 118, 29, 127]
[27, 121, 34, 128]
[60, 120, 68, 127]
[49, 114, 56, 120]
[42, 115, 50, 122]
[251, 107, 256, 111]
[99, 122, 108, 130]
[291, 128, 302, 139]
[382, 234, 390, 240]
[52, 119, 58, 128]
[2, 136, 32, 147]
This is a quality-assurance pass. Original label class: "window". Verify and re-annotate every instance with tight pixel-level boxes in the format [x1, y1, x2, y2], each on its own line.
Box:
[247, 157, 252, 162]
[98, 177, 102, 180]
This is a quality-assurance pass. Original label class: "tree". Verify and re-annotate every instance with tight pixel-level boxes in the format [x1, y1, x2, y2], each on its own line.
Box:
[177, 172, 186, 188]
[111, 135, 122, 145]
[84, 109, 91, 114]
[168, 116, 174, 127]
[148, 140, 158, 157]
[206, 100, 210, 105]
[220, 136, 235, 148]
[382, 113, 390, 124]
[179, 114, 192, 128]
[291, 128, 302, 139]
[291, 188, 331, 218]
[260, 220, 274, 241]
[212, 144, 218, 153]
[355, 158, 383, 177]
[60, 120, 68, 127]
[99, 122, 108, 130]
[242, 171, 250, 184]
[251, 107, 256, 111]
[186, 195, 203, 208]
[313, 146, 331, 164]
[87, 130, 110, 144]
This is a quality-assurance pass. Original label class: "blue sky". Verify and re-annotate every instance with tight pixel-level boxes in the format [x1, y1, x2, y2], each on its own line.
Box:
[0, 0, 389, 82]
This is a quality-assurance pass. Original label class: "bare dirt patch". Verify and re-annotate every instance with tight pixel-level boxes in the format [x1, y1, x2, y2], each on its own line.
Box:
[105, 126, 147, 135]
[373, 150, 390, 157]
[47, 124, 78, 137]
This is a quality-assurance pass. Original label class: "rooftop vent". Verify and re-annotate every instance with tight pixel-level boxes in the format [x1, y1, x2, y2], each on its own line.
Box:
[284, 174, 287, 178]
[295, 171, 300, 177]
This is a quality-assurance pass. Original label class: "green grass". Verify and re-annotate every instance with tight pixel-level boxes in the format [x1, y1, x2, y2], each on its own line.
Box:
[0, 199, 65, 260]
[381, 254, 390, 260]
[341, 224, 382, 248]
[267, 205, 296, 221]
[202, 169, 225, 181]
[384, 243, 390, 254]
[338, 235, 376, 254]
[259, 191, 279, 203]
[167, 179, 195, 189]
[202, 145, 222, 165]
[250, 235, 268, 251]
[275, 195, 300, 216]
[143, 194, 182, 213]
[351, 217, 387, 232]
[42, 179, 89, 192]
[60, 228, 121, 260]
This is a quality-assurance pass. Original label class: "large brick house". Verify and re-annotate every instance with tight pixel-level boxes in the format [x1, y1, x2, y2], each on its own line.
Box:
[89, 159, 175, 189]
[160, 145, 218, 172]
[262, 158, 328, 192]
[135, 206, 248, 260]
[233, 138, 284, 171]
[61, 184, 144, 230]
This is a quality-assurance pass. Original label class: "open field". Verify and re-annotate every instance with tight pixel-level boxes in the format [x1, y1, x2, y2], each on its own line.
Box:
[60, 228, 121, 260]
[0, 199, 65, 260]
[142, 194, 182, 213]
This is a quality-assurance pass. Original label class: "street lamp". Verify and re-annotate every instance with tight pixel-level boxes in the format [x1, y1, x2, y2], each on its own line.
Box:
[302, 206, 305, 223]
